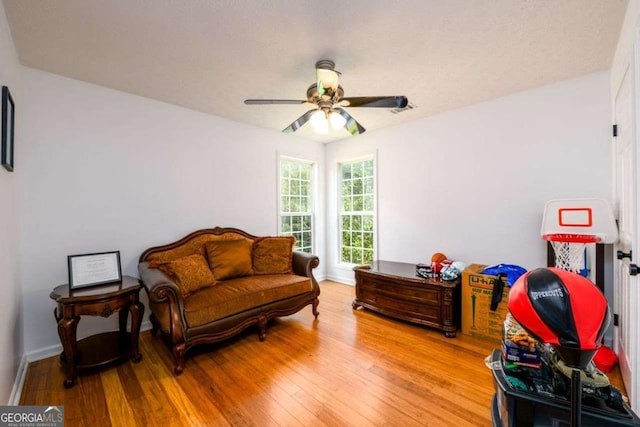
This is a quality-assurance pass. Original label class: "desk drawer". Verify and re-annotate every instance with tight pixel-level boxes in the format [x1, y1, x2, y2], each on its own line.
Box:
[358, 277, 442, 305]
[359, 288, 441, 322]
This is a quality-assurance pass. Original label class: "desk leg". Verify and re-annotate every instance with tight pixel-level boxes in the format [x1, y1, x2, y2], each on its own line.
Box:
[57, 316, 79, 388]
[129, 302, 144, 363]
[442, 287, 457, 338]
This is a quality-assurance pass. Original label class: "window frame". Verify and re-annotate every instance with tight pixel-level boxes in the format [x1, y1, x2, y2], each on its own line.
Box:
[337, 155, 377, 266]
[277, 155, 316, 254]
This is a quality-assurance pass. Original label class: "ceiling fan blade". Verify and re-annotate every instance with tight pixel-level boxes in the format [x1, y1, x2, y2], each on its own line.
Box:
[283, 109, 318, 133]
[339, 96, 408, 108]
[244, 99, 307, 105]
[335, 107, 366, 135]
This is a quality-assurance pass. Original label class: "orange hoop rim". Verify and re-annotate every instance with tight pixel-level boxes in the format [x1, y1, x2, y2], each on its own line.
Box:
[542, 233, 601, 243]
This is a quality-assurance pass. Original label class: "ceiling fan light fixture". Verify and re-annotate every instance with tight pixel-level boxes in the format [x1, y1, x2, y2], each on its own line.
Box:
[309, 110, 329, 134]
[329, 110, 346, 130]
[315, 60, 340, 95]
[317, 68, 339, 92]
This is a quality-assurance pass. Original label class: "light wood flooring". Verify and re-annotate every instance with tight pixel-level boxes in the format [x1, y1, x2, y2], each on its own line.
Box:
[19, 280, 625, 426]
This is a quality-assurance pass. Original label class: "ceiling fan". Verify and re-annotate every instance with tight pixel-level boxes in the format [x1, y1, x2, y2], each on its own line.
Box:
[244, 60, 408, 136]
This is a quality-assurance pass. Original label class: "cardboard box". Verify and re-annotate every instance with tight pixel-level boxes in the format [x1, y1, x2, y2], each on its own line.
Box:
[461, 264, 510, 342]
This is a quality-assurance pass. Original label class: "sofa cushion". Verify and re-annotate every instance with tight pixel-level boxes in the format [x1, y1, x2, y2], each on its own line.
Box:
[183, 274, 313, 327]
[205, 239, 253, 280]
[146, 233, 253, 263]
[252, 236, 296, 275]
[149, 254, 216, 297]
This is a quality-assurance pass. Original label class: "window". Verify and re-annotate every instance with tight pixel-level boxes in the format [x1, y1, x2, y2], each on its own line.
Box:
[340, 158, 375, 264]
[279, 158, 314, 253]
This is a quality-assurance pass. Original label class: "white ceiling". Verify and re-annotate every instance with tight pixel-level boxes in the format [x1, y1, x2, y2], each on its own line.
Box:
[3, 0, 628, 143]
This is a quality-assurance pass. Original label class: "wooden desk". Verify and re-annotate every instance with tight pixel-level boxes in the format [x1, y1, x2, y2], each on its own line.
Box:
[50, 276, 144, 388]
[353, 260, 461, 337]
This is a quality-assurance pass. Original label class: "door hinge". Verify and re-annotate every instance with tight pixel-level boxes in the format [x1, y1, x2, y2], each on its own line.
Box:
[614, 313, 619, 326]
[613, 124, 618, 137]
[617, 250, 632, 260]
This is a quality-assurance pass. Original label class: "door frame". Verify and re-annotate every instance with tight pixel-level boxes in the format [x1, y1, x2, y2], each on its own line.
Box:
[612, 29, 640, 411]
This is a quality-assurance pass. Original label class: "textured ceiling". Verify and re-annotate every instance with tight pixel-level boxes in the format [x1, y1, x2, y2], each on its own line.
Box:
[2, 0, 628, 143]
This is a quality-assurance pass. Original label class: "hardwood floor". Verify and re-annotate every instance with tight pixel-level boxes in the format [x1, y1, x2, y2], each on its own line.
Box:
[19, 280, 625, 426]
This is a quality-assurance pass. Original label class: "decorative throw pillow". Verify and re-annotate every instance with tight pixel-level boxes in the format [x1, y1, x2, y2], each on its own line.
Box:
[205, 239, 253, 280]
[148, 254, 216, 297]
[252, 236, 296, 275]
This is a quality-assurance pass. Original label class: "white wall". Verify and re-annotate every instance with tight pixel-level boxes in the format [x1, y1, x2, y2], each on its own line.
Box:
[325, 72, 612, 284]
[19, 68, 325, 357]
[0, 1, 24, 404]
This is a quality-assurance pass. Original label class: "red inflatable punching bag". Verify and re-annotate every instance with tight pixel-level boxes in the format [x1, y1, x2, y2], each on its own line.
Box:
[508, 267, 610, 369]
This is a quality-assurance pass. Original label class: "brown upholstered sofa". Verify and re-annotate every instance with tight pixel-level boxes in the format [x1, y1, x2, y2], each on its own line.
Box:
[138, 227, 320, 374]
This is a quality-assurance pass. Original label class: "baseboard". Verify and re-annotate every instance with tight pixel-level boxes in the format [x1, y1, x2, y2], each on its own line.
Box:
[141, 320, 152, 332]
[8, 355, 28, 405]
[26, 343, 62, 362]
[326, 274, 354, 285]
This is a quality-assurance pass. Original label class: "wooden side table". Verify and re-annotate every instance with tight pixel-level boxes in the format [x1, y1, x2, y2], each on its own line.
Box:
[50, 275, 144, 388]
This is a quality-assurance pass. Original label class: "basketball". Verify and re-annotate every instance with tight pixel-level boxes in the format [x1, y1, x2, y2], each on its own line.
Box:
[431, 252, 447, 263]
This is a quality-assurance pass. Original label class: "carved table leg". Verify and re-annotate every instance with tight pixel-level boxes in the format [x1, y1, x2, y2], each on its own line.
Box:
[53, 306, 62, 323]
[119, 308, 128, 334]
[129, 301, 144, 363]
[57, 316, 79, 388]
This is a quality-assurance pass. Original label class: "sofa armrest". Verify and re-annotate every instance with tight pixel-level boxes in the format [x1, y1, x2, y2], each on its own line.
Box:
[139, 262, 182, 303]
[292, 251, 320, 287]
[138, 262, 188, 340]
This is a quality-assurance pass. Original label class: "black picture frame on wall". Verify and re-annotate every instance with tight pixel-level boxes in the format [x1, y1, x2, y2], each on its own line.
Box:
[2, 86, 15, 172]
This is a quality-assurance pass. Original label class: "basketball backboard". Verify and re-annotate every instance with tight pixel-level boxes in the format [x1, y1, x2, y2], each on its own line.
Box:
[541, 198, 618, 244]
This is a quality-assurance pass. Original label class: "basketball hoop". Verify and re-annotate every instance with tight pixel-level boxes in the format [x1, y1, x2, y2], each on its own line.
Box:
[541, 198, 618, 277]
[543, 233, 601, 274]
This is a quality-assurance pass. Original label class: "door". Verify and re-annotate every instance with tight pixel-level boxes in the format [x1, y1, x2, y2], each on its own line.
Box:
[613, 58, 639, 409]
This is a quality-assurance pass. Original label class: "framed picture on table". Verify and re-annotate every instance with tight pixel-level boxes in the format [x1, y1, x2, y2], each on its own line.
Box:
[68, 251, 122, 290]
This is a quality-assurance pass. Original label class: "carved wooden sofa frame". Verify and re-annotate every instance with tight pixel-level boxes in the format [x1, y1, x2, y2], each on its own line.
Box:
[138, 227, 320, 374]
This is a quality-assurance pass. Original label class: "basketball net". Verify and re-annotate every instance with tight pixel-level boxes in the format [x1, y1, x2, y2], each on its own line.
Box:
[544, 234, 600, 275]
[549, 241, 587, 273]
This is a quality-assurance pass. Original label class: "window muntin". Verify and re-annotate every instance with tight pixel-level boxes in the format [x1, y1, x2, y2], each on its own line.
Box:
[279, 158, 313, 253]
